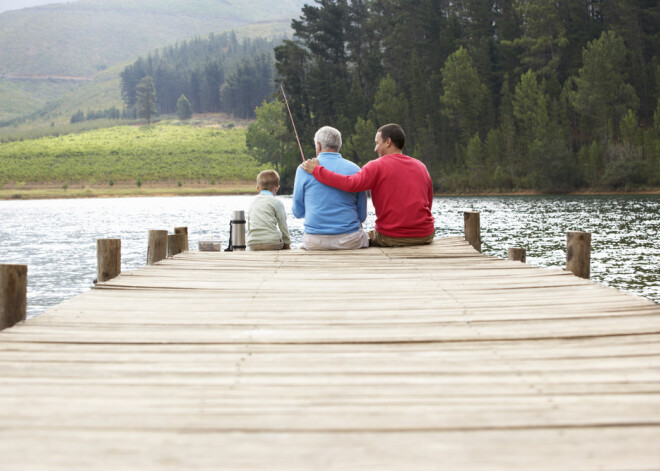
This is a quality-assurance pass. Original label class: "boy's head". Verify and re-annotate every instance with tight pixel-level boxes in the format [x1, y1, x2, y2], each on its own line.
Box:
[257, 169, 280, 193]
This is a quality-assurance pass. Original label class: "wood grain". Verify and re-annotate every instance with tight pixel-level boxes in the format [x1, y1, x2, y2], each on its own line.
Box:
[1, 237, 659, 469]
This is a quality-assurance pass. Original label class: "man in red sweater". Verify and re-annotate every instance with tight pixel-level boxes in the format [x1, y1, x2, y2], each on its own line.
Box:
[301, 123, 435, 247]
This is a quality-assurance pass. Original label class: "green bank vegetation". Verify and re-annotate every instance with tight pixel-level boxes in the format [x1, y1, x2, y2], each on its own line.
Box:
[0, 122, 268, 192]
[262, 0, 660, 193]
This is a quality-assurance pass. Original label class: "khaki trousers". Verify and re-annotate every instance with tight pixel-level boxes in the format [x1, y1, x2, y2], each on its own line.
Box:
[302, 229, 370, 250]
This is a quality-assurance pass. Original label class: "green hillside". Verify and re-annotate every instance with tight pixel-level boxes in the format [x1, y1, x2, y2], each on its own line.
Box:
[0, 122, 268, 185]
[0, 20, 290, 132]
[0, 0, 302, 77]
[0, 79, 45, 121]
[0, 0, 301, 124]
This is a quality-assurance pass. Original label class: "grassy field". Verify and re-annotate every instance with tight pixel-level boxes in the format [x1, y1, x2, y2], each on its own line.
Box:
[0, 121, 268, 198]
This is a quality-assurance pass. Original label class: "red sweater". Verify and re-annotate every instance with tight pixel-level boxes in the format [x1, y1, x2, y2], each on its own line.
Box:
[313, 153, 435, 238]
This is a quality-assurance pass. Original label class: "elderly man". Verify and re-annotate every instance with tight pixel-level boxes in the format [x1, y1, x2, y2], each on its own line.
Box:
[292, 126, 369, 250]
[301, 123, 435, 247]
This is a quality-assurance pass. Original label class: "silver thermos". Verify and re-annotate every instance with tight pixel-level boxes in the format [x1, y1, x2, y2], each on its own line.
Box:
[226, 210, 246, 251]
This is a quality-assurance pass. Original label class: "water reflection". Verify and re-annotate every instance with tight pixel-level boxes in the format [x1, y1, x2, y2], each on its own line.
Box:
[0, 194, 658, 318]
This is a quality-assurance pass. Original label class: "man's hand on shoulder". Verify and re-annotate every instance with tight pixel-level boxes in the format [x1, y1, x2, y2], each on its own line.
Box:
[300, 158, 319, 174]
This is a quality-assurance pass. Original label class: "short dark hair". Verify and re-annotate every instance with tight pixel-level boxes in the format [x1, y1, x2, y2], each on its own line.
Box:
[378, 123, 405, 150]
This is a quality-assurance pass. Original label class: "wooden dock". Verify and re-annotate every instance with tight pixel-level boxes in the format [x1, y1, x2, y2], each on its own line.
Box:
[1, 236, 659, 469]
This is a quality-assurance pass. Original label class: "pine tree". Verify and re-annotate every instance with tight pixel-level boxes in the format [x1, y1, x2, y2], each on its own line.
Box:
[570, 31, 639, 144]
[440, 47, 489, 143]
[136, 76, 157, 125]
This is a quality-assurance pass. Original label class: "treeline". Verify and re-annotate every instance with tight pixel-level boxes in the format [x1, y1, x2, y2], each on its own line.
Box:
[251, 0, 660, 192]
[70, 107, 122, 123]
[120, 32, 279, 119]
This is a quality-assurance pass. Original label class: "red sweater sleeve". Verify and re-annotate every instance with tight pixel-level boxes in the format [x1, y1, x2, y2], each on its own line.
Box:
[313, 162, 377, 192]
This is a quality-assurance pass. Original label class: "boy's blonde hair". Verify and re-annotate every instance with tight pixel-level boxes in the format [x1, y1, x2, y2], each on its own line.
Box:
[257, 169, 280, 192]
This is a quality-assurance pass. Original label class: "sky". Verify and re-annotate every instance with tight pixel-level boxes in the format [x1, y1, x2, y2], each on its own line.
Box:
[0, 0, 75, 14]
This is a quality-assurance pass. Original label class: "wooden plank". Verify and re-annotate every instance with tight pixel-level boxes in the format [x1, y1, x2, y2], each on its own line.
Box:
[0, 237, 659, 469]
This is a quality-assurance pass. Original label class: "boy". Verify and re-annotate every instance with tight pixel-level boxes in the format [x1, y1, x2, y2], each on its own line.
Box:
[247, 169, 291, 251]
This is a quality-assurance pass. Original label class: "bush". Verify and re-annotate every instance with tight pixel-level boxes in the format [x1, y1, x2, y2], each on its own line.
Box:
[527, 138, 580, 192]
[602, 143, 648, 189]
[176, 95, 193, 120]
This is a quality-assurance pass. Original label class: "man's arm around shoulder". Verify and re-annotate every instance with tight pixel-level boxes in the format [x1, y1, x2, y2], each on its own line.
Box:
[301, 158, 375, 193]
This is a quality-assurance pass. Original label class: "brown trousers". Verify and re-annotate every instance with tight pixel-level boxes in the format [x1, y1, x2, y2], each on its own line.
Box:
[368, 229, 435, 247]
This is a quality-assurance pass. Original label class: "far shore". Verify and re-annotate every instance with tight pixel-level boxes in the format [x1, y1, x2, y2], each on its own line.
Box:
[0, 181, 257, 200]
[1, 181, 660, 200]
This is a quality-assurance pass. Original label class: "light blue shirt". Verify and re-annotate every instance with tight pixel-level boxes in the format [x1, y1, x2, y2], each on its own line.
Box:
[292, 152, 367, 235]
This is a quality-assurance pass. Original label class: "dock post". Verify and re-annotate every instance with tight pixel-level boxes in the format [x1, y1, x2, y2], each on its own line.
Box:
[464, 211, 481, 253]
[97, 239, 121, 282]
[147, 230, 168, 265]
[168, 234, 187, 258]
[174, 227, 189, 252]
[508, 247, 526, 263]
[566, 231, 591, 279]
[0, 264, 27, 330]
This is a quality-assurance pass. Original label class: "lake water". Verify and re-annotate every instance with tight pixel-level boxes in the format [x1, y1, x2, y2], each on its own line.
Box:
[0, 194, 658, 319]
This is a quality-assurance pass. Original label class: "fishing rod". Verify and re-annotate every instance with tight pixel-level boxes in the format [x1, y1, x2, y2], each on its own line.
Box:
[280, 84, 306, 162]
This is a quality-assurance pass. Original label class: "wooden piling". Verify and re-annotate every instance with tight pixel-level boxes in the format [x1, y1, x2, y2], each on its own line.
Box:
[566, 231, 591, 279]
[97, 239, 121, 282]
[508, 247, 526, 263]
[168, 233, 187, 258]
[0, 264, 27, 330]
[174, 226, 189, 252]
[147, 230, 168, 265]
[463, 211, 481, 253]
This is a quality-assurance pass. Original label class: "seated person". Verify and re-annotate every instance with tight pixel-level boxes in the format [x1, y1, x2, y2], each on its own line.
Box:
[301, 123, 435, 247]
[247, 169, 291, 251]
[292, 126, 369, 250]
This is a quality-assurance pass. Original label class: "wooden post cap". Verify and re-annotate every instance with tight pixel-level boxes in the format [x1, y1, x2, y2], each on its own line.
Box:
[566, 231, 591, 279]
[508, 247, 526, 263]
[463, 211, 482, 253]
[0, 264, 27, 330]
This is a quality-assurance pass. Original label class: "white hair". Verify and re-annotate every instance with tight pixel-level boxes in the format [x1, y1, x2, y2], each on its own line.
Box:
[314, 126, 342, 152]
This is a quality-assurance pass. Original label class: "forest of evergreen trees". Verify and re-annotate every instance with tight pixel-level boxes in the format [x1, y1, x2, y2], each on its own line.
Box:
[120, 32, 278, 119]
[248, 0, 660, 192]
